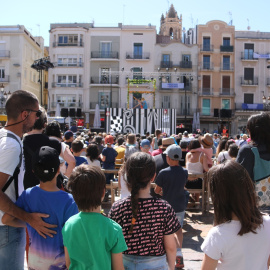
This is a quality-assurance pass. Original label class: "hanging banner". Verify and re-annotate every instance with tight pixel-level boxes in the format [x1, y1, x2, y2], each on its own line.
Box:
[253, 52, 270, 59]
[162, 83, 184, 89]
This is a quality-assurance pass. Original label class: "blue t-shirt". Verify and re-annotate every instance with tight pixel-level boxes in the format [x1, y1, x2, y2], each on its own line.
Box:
[155, 166, 188, 212]
[16, 186, 78, 270]
[74, 156, 88, 167]
[102, 147, 118, 169]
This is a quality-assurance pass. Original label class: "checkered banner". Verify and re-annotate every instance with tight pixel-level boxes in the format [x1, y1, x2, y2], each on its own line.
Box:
[110, 116, 123, 133]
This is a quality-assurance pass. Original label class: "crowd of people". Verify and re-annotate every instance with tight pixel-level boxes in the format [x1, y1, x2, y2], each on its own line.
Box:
[0, 90, 270, 270]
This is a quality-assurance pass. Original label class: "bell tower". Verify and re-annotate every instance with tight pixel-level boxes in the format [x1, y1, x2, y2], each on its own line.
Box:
[159, 4, 182, 41]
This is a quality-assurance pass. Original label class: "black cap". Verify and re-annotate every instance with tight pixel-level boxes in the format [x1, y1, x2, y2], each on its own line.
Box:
[32, 146, 60, 182]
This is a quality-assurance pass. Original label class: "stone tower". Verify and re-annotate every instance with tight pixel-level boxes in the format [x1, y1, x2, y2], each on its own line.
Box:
[159, 4, 182, 41]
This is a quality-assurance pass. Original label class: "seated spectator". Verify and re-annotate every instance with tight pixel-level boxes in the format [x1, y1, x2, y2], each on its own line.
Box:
[151, 138, 163, 156]
[86, 143, 101, 167]
[228, 143, 239, 161]
[125, 134, 139, 160]
[217, 139, 235, 164]
[140, 139, 151, 154]
[179, 140, 189, 167]
[115, 137, 125, 164]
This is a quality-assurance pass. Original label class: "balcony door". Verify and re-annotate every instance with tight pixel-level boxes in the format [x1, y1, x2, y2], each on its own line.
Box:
[202, 75, 211, 95]
[100, 68, 110, 84]
[244, 43, 254, 59]
[222, 76, 230, 95]
[203, 37, 210, 51]
[133, 43, 143, 59]
[100, 42, 111, 58]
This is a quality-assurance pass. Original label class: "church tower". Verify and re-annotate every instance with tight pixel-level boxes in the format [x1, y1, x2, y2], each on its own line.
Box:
[159, 4, 182, 41]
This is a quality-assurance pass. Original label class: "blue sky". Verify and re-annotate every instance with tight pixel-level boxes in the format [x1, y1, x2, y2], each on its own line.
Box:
[1, 0, 269, 46]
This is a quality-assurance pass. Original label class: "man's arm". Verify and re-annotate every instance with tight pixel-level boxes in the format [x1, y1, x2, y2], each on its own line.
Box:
[112, 252, 124, 270]
[154, 185, 162, 195]
[2, 212, 26, 227]
[0, 172, 57, 238]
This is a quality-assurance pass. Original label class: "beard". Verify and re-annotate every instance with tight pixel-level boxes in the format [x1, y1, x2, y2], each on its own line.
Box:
[22, 121, 34, 134]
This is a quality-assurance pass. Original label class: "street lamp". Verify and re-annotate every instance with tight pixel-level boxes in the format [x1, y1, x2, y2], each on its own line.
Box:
[31, 57, 54, 106]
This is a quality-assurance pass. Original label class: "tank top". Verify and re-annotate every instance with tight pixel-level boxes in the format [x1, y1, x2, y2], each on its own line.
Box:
[186, 152, 204, 174]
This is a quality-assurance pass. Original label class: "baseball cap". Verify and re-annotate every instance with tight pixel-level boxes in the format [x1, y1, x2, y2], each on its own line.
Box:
[32, 146, 60, 182]
[105, 135, 114, 144]
[164, 144, 182, 161]
[64, 130, 73, 140]
[141, 139, 150, 148]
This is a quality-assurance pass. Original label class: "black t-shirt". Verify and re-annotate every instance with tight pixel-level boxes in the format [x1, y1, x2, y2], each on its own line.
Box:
[154, 153, 169, 177]
[23, 134, 61, 189]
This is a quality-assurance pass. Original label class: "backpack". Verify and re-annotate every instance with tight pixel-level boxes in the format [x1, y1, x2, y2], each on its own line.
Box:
[0, 133, 22, 200]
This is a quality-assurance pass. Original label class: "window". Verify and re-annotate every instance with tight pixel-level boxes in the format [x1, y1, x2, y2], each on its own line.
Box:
[244, 68, 254, 81]
[133, 67, 142, 80]
[222, 99, 230, 109]
[58, 55, 77, 66]
[133, 43, 143, 59]
[202, 75, 211, 95]
[244, 93, 254, 104]
[0, 68, 5, 79]
[100, 68, 110, 83]
[57, 75, 77, 86]
[203, 55, 211, 69]
[203, 37, 211, 51]
[56, 95, 76, 106]
[223, 56, 230, 70]
[223, 37, 230, 46]
[222, 76, 231, 95]
[183, 55, 190, 62]
[162, 54, 171, 68]
[100, 42, 112, 58]
[58, 35, 78, 45]
[244, 43, 254, 59]
[98, 92, 110, 109]
[202, 99, 211, 115]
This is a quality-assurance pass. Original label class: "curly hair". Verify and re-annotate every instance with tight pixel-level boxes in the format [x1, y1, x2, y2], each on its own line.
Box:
[123, 152, 156, 233]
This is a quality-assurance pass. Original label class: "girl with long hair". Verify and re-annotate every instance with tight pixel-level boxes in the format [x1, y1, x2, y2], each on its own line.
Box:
[201, 161, 270, 270]
[109, 152, 180, 270]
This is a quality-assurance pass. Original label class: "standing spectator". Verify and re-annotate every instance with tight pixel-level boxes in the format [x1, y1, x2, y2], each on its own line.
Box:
[115, 136, 125, 164]
[155, 145, 187, 269]
[201, 161, 270, 270]
[181, 131, 191, 144]
[62, 165, 127, 269]
[0, 90, 56, 269]
[125, 134, 138, 160]
[140, 139, 151, 154]
[234, 134, 241, 146]
[70, 122, 77, 133]
[228, 143, 239, 161]
[217, 139, 235, 164]
[152, 129, 162, 150]
[70, 140, 88, 167]
[2, 146, 78, 269]
[151, 138, 163, 156]
[239, 134, 248, 148]
[179, 140, 189, 167]
[101, 135, 118, 184]
[94, 135, 104, 156]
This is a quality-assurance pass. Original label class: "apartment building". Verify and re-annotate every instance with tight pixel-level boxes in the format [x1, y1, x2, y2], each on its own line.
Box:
[49, 23, 91, 118]
[234, 31, 270, 134]
[0, 25, 44, 108]
[197, 20, 235, 134]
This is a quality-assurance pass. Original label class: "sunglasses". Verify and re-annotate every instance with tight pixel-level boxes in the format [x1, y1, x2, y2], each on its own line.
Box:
[25, 109, 42, 117]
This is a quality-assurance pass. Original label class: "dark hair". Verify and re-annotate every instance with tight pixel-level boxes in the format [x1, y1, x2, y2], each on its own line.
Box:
[225, 139, 235, 151]
[44, 121, 62, 138]
[228, 143, 239, 158]
[180, 140, 188, 149]
[216, 137, 229, 156]
[124, 152, 156, 233]
[247, 113, 270, 152]
[33, 107, 47, 130]
[117, 136, 125, 146]
[155, 129, 162, 137]
[236, 134, 240, 139]
[157, 138, 163, 147]
[6, 90, 38, 120]
[94, 136, 103, 145]
[71, 140, 84, 153]
[68, 165, 106, 211]
[86, 143, 99, 162]
[127, 134, 136, 145]
[188, 139, 201, 150]
[208, 161, 263, 235]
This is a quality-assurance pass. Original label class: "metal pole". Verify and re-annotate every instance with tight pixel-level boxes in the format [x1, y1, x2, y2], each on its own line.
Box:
[184, 88, 187, 128]
[40, 70, 43, 106]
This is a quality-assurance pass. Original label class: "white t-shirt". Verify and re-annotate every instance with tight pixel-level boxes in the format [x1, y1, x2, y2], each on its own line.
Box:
[201, 215, 270, 270]
[0, 129, 24, 226]
[119, 173, 130, 199]
[217, 151, 231, 163]
[86, 157, 101, 167]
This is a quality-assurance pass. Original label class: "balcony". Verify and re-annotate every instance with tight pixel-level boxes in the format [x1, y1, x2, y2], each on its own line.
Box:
[53, 41, 84, 47]
[51, 102, 83, 108]
[241, 52, 258, 60]
[240, 77, 258, 86]
[182, 84, 192, 91]
[180, 61, 192, 69]
[91, 51, 119, 59]
[90, 102, 118, 109]
[220, 45, 234, 52]
[126, 52, 150, 60]
[220, 63, 234, 71]
[90, 76, 119, 85]
[199, 62, 214, 70]
[198, 88, 213, 96]
[54, 62, 84, 67]
[219, 88, 235, 96]
[200, 44, 214, 52]
[52, 82, 83, 88]
[0, 50, 10, 58]
[0, 76, 10, 82]
[160, 61, 173, 68]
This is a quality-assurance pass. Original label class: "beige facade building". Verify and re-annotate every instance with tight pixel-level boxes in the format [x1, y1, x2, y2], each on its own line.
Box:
[0, 25, 44, 109]
[234, 31, 270, 134]
[197, 20, 235, 134]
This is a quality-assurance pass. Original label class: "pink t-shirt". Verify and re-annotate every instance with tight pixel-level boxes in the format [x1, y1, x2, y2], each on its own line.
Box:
[192, 147, 213, 166]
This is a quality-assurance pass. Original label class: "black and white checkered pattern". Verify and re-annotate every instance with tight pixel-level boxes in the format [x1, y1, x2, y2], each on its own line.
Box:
[110, 116, 122, 133]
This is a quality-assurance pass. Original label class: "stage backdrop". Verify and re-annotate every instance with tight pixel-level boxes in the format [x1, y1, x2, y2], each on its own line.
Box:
[105, 108, 176, 135]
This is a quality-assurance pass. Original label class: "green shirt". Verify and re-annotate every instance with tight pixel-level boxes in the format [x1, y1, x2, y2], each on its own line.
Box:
[62, 212, 127, 270]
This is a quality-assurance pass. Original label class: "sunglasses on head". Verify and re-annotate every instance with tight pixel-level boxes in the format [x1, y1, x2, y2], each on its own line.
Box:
[25, 109, 42, 117]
